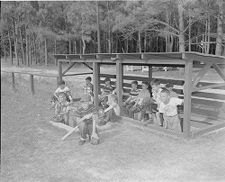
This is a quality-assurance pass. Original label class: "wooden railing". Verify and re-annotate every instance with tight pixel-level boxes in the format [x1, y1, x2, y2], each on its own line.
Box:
[1, 70, 58, 95]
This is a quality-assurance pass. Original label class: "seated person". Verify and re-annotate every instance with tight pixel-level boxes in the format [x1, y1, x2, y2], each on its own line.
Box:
[75, 94, 100, 145]
[51, 80, 73, 108]
[99, 94, 121, 125]
[99, 77, 114, 108]
[123, 81, 140, 116]
[158, 88, 183, 133]
[83, 76, 94, 102]
[128, 81, 152, 121]
[54, 92, 70, 125]
[165, 83, 178, 98]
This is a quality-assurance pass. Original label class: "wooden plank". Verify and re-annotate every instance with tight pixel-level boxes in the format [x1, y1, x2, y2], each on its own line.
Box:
[82, 62, 93, 70]
[93, 62, 100, 109]
[11, 72, 15, 89]
[192, 83, 225, 92]
[63, 72, 93, 77]
[212, 64, 225, 81]
[184, 52, 225, 64]
[62, 62, 76, 75]
[30, 74, 34, 95]
[148, 65, 152, 81]
[116, 61, 123, 114]
[192, 122, 225, 138]
[183, 60, 193, 138]
[58, 61, 62, 84]
[192, 63, 212, 89]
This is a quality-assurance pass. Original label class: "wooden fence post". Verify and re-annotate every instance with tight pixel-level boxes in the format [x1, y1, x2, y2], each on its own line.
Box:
[30, 74, 34, 95]
[58, 60, 62, 83]
[12, 72, 15, 90]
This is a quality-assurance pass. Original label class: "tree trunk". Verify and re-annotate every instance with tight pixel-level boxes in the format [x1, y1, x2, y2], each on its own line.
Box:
[54, 39, 57, 65]
[29, 35, 32, 65]
[20, 28, 26, 65]
[138, 31, 141, 53]
[96, 1, 101, 53]
[14, 26, 19, 66]
[8, 31, 13, 65]
[178, 2, 185, 52]
[44, 38, 48, 66]
[34, 34, 38, 65]
[82, 36, 86, 54]
[188, 8, 191, 52]
[69, 39, 72, 54]
[26, 32, 29, 66]
[206, 15, 210, 54]
[215, 0, 223, 56]
[74, 40, 77, 54]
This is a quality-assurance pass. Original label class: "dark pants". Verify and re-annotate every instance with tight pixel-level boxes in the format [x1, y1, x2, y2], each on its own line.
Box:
[128, 105, 143, 119]
[104, 109, 119, 123]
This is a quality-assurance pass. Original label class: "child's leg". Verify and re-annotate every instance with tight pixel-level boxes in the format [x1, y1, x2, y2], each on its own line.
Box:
[128, 106, 137, 118]
[78, 121, 89, 140]
[171, 115, 182, 133]
[163, 115, 168, 129]
[159, 113, 164, 126]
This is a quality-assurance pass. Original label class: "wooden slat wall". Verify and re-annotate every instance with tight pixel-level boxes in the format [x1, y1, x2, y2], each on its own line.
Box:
[99, 73, 225, 121]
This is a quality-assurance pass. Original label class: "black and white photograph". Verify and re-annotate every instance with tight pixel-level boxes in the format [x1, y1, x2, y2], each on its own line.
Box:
[1, 0, 225, 181]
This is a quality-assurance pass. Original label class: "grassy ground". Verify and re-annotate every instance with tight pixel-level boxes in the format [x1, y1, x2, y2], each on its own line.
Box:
[1, 63, 225, 182]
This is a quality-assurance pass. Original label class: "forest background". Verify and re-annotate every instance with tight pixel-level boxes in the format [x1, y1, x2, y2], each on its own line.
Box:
[1, 0, 224, 67]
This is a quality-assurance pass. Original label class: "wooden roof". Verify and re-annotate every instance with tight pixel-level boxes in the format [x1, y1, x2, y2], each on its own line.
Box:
[54, 52, 225, 65]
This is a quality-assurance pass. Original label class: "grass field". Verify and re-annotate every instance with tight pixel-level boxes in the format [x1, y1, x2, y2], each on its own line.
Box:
[1, 62, 225, 182]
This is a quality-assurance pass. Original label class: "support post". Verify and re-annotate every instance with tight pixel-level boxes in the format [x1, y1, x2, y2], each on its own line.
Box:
[58, 60, 62, 85]
[93, 62, 100, 109]
[116, 61, 123, 114]
[12, 72, 15, 89]
[30, 74, 34, 95]
[148, 65, 152, 81]
[183, 60, 193, 138]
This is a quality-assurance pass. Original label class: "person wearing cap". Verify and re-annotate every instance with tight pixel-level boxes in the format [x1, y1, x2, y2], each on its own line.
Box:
[75, 94, 100, 145]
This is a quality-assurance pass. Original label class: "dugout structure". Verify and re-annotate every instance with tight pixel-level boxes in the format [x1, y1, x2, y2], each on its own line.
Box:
[54, 52, 225, 139]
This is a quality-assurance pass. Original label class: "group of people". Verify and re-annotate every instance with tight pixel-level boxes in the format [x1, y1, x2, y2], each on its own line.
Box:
[50, 76, 183, 146]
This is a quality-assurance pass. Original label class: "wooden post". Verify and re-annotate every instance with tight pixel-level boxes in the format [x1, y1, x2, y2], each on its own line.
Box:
[30, 74, 34, 95]
[116, 61, 123, 114]
[148, 65, 152, 81]
[58, 60, 62, 85]
[93, 62, 100, 109]
[12, 72, 15, 89]
[183, 60, 193, 138]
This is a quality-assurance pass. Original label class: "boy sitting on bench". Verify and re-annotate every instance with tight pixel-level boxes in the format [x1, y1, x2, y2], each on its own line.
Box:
[99, 77, 114, 108]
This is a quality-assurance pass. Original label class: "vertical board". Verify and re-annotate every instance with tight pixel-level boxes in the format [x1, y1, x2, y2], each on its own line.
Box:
[93, 62, 100, 110]
[58, 60, 62, 85]
[30, 74, 34, 95]
[116, 61, 123, 115]
[183, 60, 193, 138]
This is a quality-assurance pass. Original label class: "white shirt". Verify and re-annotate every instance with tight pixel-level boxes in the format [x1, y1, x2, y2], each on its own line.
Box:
[159, 97, 183, 116]
[54, 87, 70, 95]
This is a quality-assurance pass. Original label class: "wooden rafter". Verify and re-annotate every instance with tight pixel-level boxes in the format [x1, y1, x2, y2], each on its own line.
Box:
[192, 63, 213, 89]
[82, 62, 93, 70]
[62, 62, 76, 75]
[212, 64, 225, 82]
[192, 83, 225, 92]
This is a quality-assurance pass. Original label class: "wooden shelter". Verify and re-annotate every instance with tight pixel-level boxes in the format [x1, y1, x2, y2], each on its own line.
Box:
[54, 52, 225, 139]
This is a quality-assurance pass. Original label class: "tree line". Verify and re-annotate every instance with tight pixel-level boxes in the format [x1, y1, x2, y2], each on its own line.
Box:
[0, 0, 224, 67]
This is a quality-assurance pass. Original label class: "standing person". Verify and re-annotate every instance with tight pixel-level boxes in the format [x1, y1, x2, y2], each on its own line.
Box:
[123, 81, 140, 116]
[99, 77, 113, 108]
[165, 83, 178, 98]
[75, 94, 100, 145]
[128, 81, 151, 120]
[83, 76, 94, 102]
[51, 80, 73, 110]
[159, 88, 183, 133]
[150, 79, 163, 126]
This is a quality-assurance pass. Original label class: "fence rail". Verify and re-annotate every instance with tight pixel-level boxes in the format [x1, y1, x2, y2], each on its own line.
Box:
[1, 70, 58, 95]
